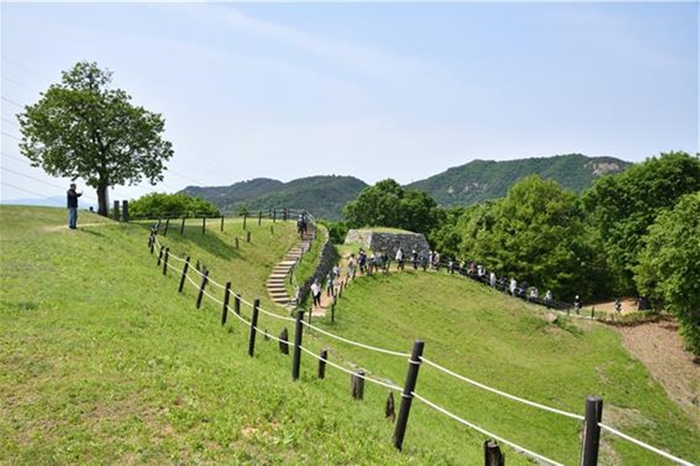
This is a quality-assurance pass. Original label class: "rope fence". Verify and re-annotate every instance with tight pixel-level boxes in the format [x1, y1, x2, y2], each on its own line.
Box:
[144, 219, 697, 466]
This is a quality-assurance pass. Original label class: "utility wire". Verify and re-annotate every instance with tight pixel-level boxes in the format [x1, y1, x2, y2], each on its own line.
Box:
[0, 181, 64, 205]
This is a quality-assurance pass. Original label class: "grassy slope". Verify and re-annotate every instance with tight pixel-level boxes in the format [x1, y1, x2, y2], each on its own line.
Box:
[0, 207, 444, 465]
[316, 272, 700, 465]
[1, 206, 697, 465]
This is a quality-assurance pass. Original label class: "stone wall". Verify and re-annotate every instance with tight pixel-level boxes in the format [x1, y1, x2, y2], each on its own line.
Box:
[344, 229, 431, 257]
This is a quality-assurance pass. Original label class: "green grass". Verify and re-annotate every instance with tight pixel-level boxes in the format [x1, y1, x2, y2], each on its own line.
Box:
[1, 206, 698, 465]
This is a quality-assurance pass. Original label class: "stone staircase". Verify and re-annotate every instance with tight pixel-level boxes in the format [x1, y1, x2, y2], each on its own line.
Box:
[266, 226, 315, 308]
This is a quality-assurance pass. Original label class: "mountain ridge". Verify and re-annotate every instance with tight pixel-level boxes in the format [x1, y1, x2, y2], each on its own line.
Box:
[181, 154, 633, 219]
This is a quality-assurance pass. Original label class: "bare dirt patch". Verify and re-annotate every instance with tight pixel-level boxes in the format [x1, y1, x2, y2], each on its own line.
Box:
[616, 320, 700, 427]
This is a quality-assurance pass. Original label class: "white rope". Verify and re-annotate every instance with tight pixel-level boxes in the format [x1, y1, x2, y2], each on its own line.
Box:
[207, 277, 226, 291]
[202, 289, 223, 305]
[167, 253, 186, 264]
[420, 357, 584, 421]
[256, 305, 296, 322]
[598, 423, 695, 466]
[225, 304, 250, 326]
[300, 320, 411, 358]
[298, 345, 403, 392]
[253, 326, 286, 344]
[412, 391, 564, 466]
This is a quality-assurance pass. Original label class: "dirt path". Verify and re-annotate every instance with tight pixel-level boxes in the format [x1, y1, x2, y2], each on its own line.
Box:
[41, 222, 111, 232]
[616, 320, 700, 427]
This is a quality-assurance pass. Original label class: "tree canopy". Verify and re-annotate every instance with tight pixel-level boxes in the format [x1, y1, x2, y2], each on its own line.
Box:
[343, 179, 438, 235]
[129, 192, 220, 219]
[582, 151, 700, 294]
[636, 192, 700, 355]
[17, 61, 173, 216]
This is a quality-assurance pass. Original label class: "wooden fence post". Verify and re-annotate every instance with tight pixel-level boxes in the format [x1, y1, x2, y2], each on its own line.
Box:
[273, 209, 276, 223]
[163, 218, 170, 237]
[235, 237, 239, 249]
[393, 340, 425, 451]
[180, 217, 186, 235]
[292, 309, 304, 380]
[243, 213, 247, 230]
[248, 299, 260, 357]
[351, 370, 365, 400]
[202, 217, 206, 235]
[318, 349, 327, 379]
[196, 270, 209, 309]
[234, 293, 241, 315]
[279, 327, 289, 354]
[122, 200, 129, 222]
[162, 247, 169, 275]
[179, 256, 190, 293]
[484, 440, 505, 466]
[220, 215, 224, 232]
[246, 231, 251, 243]
[580, 396, 603, 466]
[270, 225, 274, 235]
[113, 200, 120, 221]
[221, 281, 231, 326]
[258, 211, 262, 226]
[386, 392, 396, 422]
[157, 245, 164, 266]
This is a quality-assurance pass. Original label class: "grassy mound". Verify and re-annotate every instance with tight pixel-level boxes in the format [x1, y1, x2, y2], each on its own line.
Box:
[1, 206, 697, 464]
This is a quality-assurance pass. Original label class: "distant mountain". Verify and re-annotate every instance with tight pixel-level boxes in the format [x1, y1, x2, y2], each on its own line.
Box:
[182, 154, 632, 220]
[182, 175, 368, 221]
[406, 154, 632, 207]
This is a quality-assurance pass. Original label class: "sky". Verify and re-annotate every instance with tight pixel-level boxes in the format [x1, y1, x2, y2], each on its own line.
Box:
[1, 1, 698, 208]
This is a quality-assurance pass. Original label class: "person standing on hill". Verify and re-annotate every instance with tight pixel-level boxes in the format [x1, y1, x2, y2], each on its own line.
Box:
[66, 183, 83, 229]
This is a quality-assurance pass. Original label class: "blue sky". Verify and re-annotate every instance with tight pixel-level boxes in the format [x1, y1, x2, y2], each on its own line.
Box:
[1, 1, 697, 207]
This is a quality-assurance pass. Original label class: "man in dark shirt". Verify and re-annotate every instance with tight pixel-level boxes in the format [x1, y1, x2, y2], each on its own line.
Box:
[67, 183, 83, 229]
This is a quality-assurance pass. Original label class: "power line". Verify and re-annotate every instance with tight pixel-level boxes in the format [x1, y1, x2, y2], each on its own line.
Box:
[1, 96, 24, 108]
[0, 181, 64, 206]
[1, 117, 20, 128]
[1, 54, 49, 81]
[2, 74, 35, 93]
[1, 131, 21, 141]
[0, 166, 99, 203]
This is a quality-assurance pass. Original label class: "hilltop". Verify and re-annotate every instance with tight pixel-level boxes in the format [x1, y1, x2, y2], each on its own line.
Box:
[182, 154, 631, 219]
[1, 206, 697, 465]
[406, 153, 631, 207]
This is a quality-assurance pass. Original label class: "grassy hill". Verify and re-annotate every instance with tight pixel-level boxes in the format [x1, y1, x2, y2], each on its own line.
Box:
[1, 206, 697, 465]
[406, 154, 632, 207]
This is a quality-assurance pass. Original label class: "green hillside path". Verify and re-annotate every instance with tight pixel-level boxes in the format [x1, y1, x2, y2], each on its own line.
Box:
[265, 224, 315, 308]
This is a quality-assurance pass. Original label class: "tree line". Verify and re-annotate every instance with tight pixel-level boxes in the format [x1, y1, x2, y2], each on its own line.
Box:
[331, 152, 700, 355]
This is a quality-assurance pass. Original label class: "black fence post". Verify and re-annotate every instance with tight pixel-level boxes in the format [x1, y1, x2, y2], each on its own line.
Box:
[292, 309, 304, 381]
[234, 293, 241, 315]
[162, 247, 169, 275]
[273, 209, 277, 223]
[318, 349, 327, 379]
[163, 218, 170, 237]
[179, 256, 190, 293]
[393, 340, 425, 451]
[580, 396, 603, 466]
[221, 281, 231, 326]
[331, 299, 336, 323]
[279, 327, 289, 354]
[248, 299, 260, 357]
[196, 270, 209, 309]
[202, 217, 206, 235]
[243, 213, 247, 230]
[235, 237, 239, 249]
[220, 215, 224, 232]
[180, 217, 186, 235]
[157, 245, 164, 266]
[246, 231, 251, 243]
[352, 370, 365, 400]
[484, 440, 505, 466]
[150, 234, 155, 254]
[258, 210, 262, 226]
[113, 200, 120, 221]
[122, 200, 129, 222]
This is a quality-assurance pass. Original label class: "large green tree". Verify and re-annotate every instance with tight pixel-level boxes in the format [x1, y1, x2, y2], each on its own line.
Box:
[343, 179, 438, 234]
[635, 192, 700, 355]
[129, 192, 220, 220]
[17, 61, 173, 216]
[582, 152, 700, 295]
[459, 175, 599, 300]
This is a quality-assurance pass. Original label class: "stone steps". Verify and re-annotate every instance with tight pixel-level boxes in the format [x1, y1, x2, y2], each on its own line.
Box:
[266, 224, 316, 307]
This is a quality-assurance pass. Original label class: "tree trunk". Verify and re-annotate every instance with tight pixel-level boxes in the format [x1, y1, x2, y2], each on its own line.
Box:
[97, 185, 108, 217]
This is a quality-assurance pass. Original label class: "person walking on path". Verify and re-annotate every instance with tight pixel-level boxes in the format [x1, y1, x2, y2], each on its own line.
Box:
[311, 280, 322, 308]
[67, 183, 83, 229]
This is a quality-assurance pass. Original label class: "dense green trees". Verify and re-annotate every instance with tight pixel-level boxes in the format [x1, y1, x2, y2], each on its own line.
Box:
[582, 152, 700, 294]
[636, 192, 700, 354]
[129, 192, 220, 219]
[343, 179, 438, 235]
[456, 176, 596, 299]
[17, 62, 173, 216]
